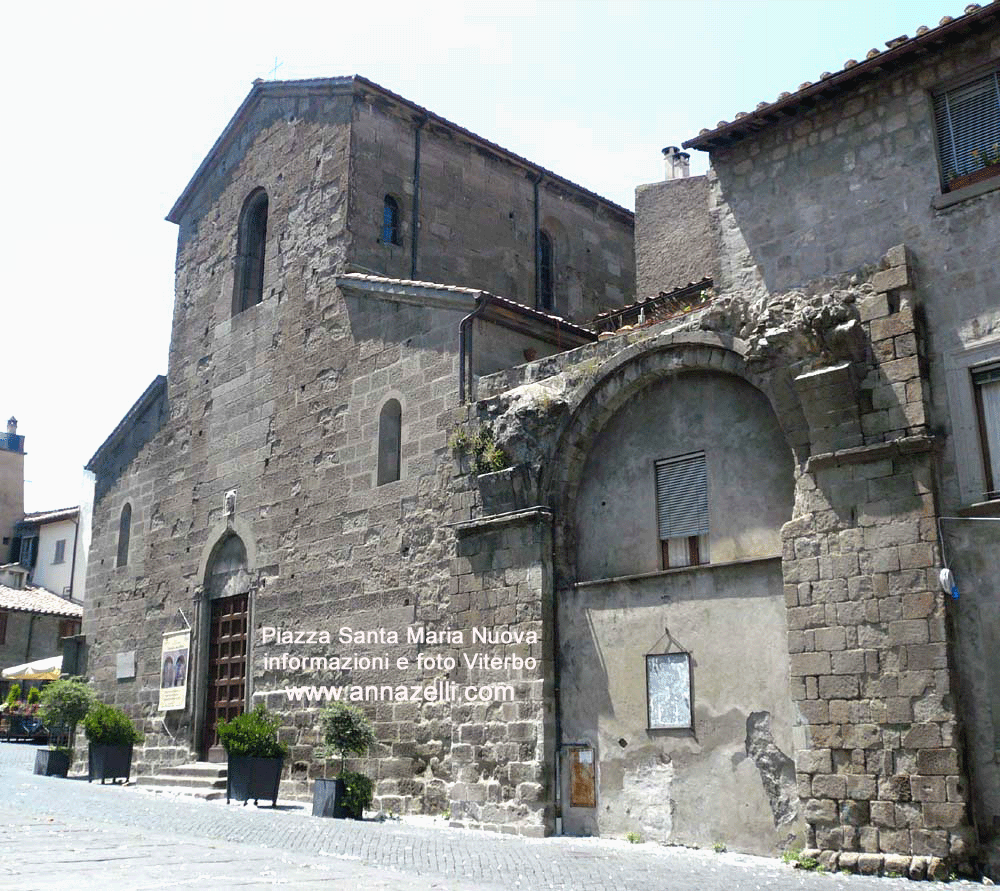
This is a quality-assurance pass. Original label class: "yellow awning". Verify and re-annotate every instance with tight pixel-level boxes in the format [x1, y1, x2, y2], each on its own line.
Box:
[2, 655, 62, 680]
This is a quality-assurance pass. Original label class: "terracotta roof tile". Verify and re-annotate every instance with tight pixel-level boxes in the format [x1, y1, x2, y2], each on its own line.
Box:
[0, 585, 83, 618]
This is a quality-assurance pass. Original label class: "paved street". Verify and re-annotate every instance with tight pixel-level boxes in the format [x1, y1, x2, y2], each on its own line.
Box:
[0, 742, 983, 890]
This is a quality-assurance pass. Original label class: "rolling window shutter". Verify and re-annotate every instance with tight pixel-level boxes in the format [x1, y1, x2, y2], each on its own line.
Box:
[655, 453, 709, 540]
[935, 72, 1000, 178]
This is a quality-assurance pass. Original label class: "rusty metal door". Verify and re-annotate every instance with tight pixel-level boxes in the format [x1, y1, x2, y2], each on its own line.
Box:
[569, 747, 596, 808]
[201, 592, 248, 758]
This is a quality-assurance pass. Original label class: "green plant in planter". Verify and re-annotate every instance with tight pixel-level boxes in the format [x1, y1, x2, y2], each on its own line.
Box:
[27, 687, 40, 706]
[217, 704, 288, 758]
[39, 678, 95, 751]
[319, 703, 375, 769]
[83, 702, 144, 745]
[318, 703, 376, 816]
[6, 683, 22, 710]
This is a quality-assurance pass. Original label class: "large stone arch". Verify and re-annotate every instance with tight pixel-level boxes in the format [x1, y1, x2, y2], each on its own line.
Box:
[543, 332, 808, 588]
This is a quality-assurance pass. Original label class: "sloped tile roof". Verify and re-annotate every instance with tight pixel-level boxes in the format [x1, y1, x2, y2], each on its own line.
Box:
[20, 506, 79, 525]
[0, 585, 83, 618]
[685, 2, 1000, 150]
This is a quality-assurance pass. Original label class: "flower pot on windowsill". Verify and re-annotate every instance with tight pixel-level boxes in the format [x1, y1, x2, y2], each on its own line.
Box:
[34, 748, 70, 778]
[226, 754, 284, 806]
[945, 164, 1000, 192]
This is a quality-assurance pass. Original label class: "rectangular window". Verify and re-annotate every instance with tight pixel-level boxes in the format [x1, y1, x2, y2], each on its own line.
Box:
[58, 619, 80, 639]
[655, 452, 709, 569]
[53, 539, 66, 564]
[934, 70, 1000, 192]
[0, 611, 6, 645]
[973, 362, 1000, 499]
[646, 652, 693, 730]
[19, 535, 37, 569]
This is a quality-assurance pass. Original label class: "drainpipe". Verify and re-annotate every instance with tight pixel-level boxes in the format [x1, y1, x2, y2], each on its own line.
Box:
[532, 174, 543, 309]
[411, 117, 426, 280]
[458, 295, 489, 404]
[68, 515, 80, 599]
[24, 614, 36, 661]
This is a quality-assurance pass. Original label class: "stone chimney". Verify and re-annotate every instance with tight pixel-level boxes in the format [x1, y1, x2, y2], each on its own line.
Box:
[662, 146, 691, 180]
[6, 417, 16, 435]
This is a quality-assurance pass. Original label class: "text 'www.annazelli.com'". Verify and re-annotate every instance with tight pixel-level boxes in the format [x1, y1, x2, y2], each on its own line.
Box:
[282, 681, 515, 703]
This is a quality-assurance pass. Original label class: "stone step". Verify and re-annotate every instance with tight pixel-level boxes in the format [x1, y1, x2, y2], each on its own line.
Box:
[158, 762, 227, 779]
[135, 782, 227, 801]
[137, 773, 228, 789]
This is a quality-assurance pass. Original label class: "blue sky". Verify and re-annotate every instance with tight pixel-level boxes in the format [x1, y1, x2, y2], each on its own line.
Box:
[3, 0, 971, 510]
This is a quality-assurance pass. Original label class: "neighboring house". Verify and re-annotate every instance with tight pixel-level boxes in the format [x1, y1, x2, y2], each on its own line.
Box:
[80, 5, 1000, 877]
[13, 507, 86, 600]
[0, 563, 83, 697]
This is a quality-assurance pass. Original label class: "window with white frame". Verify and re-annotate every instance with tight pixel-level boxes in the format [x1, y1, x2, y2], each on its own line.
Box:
[934, 69, 1000, 192]
[655, 452, 709, 569]
[973, 362, 1000, 500]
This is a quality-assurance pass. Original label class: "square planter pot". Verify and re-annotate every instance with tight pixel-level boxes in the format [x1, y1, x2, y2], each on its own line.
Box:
[34, 748, 70, 778]
[88, 743, 134, 784]
[226, 754, 283, 806]
[312, 777, 352, 818]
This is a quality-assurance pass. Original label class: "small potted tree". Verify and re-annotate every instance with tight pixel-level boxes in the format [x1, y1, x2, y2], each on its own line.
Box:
[84, 701, 143, 783]
[35, 678, 95, 777]
[313, 703, 375, 819]
[217, 704, 288, 807]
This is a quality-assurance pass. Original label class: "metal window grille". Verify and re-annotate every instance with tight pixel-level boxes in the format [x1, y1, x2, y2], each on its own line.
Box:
[382, 196, 401, 245]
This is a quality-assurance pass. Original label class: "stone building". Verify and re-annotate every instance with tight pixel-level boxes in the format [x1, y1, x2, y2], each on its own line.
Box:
[82, 76, 632, 832]
[83, 4, 1000, 877]
[449, 1, 997, 875]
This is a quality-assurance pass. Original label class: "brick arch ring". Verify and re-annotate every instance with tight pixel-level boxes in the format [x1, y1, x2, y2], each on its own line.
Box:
[540, 331, 810, 587]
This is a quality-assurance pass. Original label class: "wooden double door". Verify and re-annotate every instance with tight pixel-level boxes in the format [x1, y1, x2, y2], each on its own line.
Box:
[200, 592, 248, 759]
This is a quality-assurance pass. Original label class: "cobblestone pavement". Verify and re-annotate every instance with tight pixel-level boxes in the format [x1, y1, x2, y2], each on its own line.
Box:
[0, 743, 981, 890]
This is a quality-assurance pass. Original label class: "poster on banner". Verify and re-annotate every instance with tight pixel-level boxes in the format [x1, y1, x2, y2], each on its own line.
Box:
[158, 630, 190, 711]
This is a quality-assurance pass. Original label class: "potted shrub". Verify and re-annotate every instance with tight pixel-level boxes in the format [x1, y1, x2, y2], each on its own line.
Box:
[217, 704, 288, 807]
[313, 703, 375, 819]
[84, 701, 143, 784]
[35, 678, 95, 778]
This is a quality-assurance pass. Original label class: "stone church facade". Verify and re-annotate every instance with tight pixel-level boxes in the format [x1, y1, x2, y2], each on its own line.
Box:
[85, 5, 1000, 877]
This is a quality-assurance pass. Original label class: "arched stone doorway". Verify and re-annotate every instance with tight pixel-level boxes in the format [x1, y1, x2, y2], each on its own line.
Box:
[199, 534, 251, 760]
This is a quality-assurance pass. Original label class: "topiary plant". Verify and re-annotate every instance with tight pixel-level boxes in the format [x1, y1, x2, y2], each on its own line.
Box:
[318, 702, 375, 771]
[217, 704, 288, 758]
[39, 678, 95, 743]
[26, 688, 41, 706]
[83, 702, 144, 745]
[6, 683, 22, 709]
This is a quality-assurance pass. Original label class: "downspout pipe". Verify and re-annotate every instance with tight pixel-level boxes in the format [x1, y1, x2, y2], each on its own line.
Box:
[458, 295, 489, 404]
[68, 515, 80, 599]
[411, 117, 426, 280]
[532, 174, 543, 309]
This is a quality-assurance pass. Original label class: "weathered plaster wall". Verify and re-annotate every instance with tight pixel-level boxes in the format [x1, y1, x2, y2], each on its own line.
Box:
[634, 175, 715, 298]
[0, 610, 70, 668]
[348, 94, 635, 324]
[698, 23, 998, 868]
[560, 559, 800, 853]
[574, 370, 794, 580]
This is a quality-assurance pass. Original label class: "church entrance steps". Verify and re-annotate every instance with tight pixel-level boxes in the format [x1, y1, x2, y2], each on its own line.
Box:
[135, 761, 227, 799]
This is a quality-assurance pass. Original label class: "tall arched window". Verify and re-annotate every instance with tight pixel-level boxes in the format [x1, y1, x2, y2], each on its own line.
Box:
[382, 195, 401, 246]
[117, 503, 132, 568]
[377, 399, 402, 485]
[233, 188, 268, 315]
[538, 230, 554, 312]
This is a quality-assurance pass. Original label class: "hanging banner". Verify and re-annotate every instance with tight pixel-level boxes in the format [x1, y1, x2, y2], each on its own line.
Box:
[158, 630, 191, 711]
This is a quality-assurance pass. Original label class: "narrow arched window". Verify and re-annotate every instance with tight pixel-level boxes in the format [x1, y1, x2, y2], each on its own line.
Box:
[382, 195, 401, 246]
[377, 399, 402, 485]
[233, 189, 268, 315]
[538, 230, 554, 312]
[117, 503, 132, 568]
